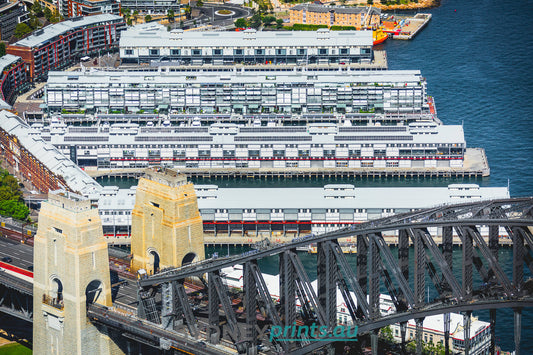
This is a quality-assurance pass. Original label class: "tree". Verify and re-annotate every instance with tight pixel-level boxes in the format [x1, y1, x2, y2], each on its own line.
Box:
[0, 42, 6, 57]
[32, 1, 44, 17]
[167, 9, 175, 22]
[145, 14, 152, 22]
[262, 15, 276, 27]
[276, 18, 283, 29]
[43, 6, 52, 21]
[250, 12, 262, 29]
[234, 18, 247, 28]
[367, 0, 373, 4]
[196, 0, 203, 7]
[51, 8, 61, 23]
[379, 325, 394, 343]
[14, 23, 32, 39]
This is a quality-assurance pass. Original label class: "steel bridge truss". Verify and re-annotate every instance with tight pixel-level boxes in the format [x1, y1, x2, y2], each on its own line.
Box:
[132, 198, 533, 354]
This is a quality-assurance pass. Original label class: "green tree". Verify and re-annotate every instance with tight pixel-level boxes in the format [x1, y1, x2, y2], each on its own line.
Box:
[43, 6, 52, 21]
[14, 23, 32, 39]
[133, 10, 139, 16]
[196, 0, 203, 7]
[145, 14, 152, 22]
[367, 0, 374, 4]
[276, 18, 283, 29]
[234, 17, 248, 28]
[262, 15, 276, 27]
[32, 1, 44, 17]
[0, 42, 6, 57]
[51, 8, 61, 23]
[380, 325, 394, 343]
[167, 9, 175, 22]
[250, 12, 262, 29]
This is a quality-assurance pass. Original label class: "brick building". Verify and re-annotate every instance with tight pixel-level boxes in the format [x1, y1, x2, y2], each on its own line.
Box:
[0, 110, 101, 195]
[289, 4, 380, 29]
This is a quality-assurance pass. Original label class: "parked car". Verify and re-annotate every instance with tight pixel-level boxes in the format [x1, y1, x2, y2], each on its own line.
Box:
[1, 256, 13, 263]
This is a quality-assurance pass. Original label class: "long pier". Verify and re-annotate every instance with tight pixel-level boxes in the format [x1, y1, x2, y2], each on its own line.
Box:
[87, 148, 490, 180]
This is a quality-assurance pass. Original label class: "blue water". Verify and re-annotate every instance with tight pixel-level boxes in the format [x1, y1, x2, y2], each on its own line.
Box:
[383, 0, 533, 198]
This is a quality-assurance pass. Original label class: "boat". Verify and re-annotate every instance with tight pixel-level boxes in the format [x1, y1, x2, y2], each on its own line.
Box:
[373, 28, 388, 45]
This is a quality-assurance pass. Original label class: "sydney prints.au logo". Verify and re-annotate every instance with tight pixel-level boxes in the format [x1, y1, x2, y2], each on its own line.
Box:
[269, 324, 358, 342]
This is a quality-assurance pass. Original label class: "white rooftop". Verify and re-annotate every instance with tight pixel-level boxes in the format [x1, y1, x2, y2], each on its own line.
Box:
[95, 183, 509, 212]
[120, 24, 373, 48]
[46, 68, 423, 85]
[0, 54, 21, 71]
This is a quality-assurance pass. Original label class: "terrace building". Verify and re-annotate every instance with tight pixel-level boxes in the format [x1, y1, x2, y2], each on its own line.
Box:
[0, 111, 102, 195]
[119, 25, 374, 65]
[6, 14, 126, 81]
[289, 4, 380, 29]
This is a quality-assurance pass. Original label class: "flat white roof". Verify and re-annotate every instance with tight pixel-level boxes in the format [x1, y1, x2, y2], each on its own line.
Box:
[120, 24, 373, 49]
[0, 54, 21, 71]
[46, 68, 423, 85]
[95, 184, 509, 212]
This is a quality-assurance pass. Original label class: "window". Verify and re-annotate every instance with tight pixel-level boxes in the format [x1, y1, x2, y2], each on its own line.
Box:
[192, 49, 201, 55]
[319, 48, 328, 55]
[276, 49, 286, 55]
[234, 49, 243, 55]
[149, 49, 159, 56]
[255, 49, 264, 55]
[297, 48, 307, 55]
[340, 48, 349, 55]
[171, 49, 180, 56]
[125, 49, 133, 55]
[212, 49, 222, 55]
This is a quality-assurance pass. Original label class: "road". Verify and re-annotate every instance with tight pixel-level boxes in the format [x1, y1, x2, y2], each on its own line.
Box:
[173, 3, 253, 29]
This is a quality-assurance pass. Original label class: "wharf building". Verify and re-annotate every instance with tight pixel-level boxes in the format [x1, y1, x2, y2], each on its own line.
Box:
[94, 183, 509, 243]
[39, 120, 467, 172]
[0, 54, 30, 106]
[6, 14, 126, 81]
[0, 0, 29, 41]
[119, 25, 374, 66]
[44, 69, 428, 115]
[289, 4, 381, 29]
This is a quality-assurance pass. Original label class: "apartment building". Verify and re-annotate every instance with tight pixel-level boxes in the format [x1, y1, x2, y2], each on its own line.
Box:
[0, 54, 30, 105]
[6, 14, 126, 81]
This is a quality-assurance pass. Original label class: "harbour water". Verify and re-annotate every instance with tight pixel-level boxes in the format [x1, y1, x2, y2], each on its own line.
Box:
[381, 1, 533, 350]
